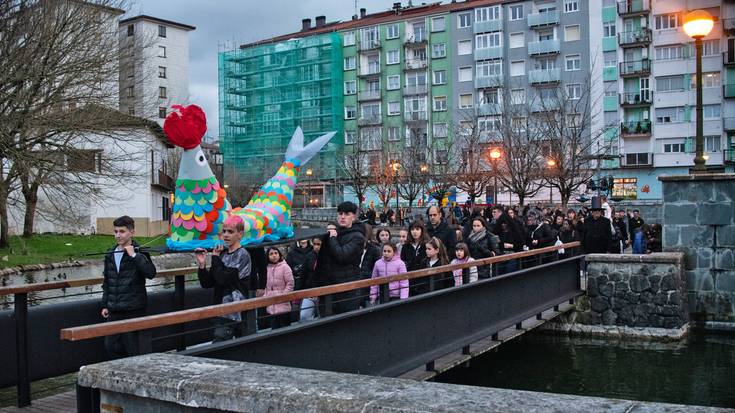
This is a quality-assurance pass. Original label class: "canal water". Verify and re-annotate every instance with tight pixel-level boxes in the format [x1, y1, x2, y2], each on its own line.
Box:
[436, 331, 735, 408]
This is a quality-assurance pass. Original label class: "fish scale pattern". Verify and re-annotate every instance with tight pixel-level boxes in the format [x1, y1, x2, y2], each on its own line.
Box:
[169, 177, 229, 249]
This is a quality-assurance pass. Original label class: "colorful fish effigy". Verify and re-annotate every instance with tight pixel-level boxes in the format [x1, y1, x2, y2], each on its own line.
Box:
[163, 104, 334, 251]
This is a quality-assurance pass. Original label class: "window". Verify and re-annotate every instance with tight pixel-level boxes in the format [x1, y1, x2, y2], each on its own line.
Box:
[655, 45, 682, 61]
[511, 116, 527, 131]
[405, 96, 426, 114]
[406, 71, 427, 87]
[664, 142, 686, 153]
[386, 24, 399, 39]
[480, 88, 501, 105]
[345, 131, 356, 144]
[703, 104, 721, 120]
[565, 54, 581, 71]
[479, 117, 501, 133]
[158, 66, 166, 78]
[706, 135, 721, 152]
[127, 86, 134, 98]
[655, 106, 685, 123]
[387, 75, 400, 90]
[432, 16, 445, 32]
[158, 107, 167, 118]
[360, 128, 382, 151]
[476, 6, 501, 22]
[387, 50, 400, 64]
[345, 106, 356, 119]
[564, 0, 579, 13]
[477, 59, 502, 77]
[537, 57, 556, 69]
[432, 43, 446, 58]
[386, 127, 400, 141]
[511, 88, 526, 104]
[458, 13, 471, 28]
[127, 24, 134, 36]
[361, 103, 380, 119]
[476, 32, 501, 49]
[128, 107, 134, 115]
[344, 32, 356, 46]
[655, 13, 679, 30]
[509, 32, 524, 48]
[388, 101, 401, 115]
[510, 60, 525, 76]
[433, 123, 448, 138]
[433, 70, 446, 85]
[158, 46, 166, 58]
[344, 56, 356, 70]
[509, 5, 524, 21]
[459, 93, 473, 109]
[458, 66, 473, 82]
[603, 22, 616, 37]
[458, 39, 472, 55]
[433, 96, 447, 111]
[159, 86, 167, 99]
[657, 75, 685, 92]
[564, 25, 580, 42]
[538, 28, 554, 41]
[344, 80, 356, 95]
[158, 25, 167, 38]
[691, 72, 721, 88]
[566, 83, 581, 99]
[700, 39, 720, 57]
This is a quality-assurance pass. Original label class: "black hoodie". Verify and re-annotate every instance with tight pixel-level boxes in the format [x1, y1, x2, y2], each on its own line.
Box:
[317, 222, 366, 285]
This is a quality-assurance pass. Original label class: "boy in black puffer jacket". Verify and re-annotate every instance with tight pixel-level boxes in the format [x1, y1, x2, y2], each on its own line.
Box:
[101, 216, 157, 358]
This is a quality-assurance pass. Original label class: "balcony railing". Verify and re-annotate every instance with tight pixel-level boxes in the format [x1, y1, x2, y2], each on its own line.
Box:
[358, 39, 381, 51]
[357, 115, 382, 126]
[619, 59, 650, 76]
[529, 68, 561, 84]
[404, 84, 428, 95]
[357, 90, 381, 101]
[621, 152, 653, 167]
[475, 75, 503, 89]
[725, 149, 735, 164]
[478, 104, 502, 116]
[618, 28, 652, 47]
[474, 46, 503, 61]
[724, 51, 735, 66]
[620, 120, 652, 136]
[404, 34, 427, 46]
[527, 11, 559, 27]
[723, 117, 735, 131]
[528, 39, 560, 55]
[405, 59, 428, 70]
[531, 99, 559, 112]
[619, 91, 653, 106]
[724, 84, 735, 99]
[473, 19, 503, 34]
[151, 169, 174, 191]
[404, 111, 428, 122]
[358, 65, 381, 77]
[617, 0, 650, 16]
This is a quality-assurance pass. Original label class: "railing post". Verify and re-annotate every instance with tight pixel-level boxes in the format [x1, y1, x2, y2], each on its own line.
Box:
[174, 275, 186, 351]
[380, 283, 390, 304]
[14, 292, 30, 408]
[137, 329, 152, 355]
[244, 309, 258, 335]
[428, 276, 435, 292]
[323, 294, 333, 316]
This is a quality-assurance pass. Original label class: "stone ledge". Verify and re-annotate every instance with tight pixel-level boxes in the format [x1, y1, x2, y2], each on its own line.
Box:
[585, 252, 684, 265]
[658, 173, 735, 182]
[78, 353, 732, 413]
[541, 322, 690, 342]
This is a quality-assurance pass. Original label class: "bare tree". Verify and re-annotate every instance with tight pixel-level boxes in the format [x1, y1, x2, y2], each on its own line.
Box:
[424, 134, 457, 207]
[395, 137, 429, 213]
[450, 110, 494, 205]
[338, 135, 372, 209]
[370, 149, 397, 211]
[0, 0, 160, 243]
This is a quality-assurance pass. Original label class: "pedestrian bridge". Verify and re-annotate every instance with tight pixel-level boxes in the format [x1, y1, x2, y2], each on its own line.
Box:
[0, 242, 583, 410]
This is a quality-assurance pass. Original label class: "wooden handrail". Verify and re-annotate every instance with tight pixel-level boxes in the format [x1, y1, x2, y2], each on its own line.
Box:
[60, 242, 581, 342]
[0, 267, 198, 296]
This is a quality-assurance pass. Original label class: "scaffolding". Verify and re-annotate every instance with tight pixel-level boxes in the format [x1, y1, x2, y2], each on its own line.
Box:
[219, 33, 344, 196]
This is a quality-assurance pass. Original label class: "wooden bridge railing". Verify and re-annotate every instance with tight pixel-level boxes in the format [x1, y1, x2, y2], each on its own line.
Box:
[60, 242, 582, 342]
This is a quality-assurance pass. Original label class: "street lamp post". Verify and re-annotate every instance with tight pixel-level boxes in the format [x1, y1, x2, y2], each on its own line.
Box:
[306, 168, 313, 208]
[683, 10, 714, 172]
[489, 148, 502, 205]
[391, 160, 401, 217]
[546, 158, 557, 205]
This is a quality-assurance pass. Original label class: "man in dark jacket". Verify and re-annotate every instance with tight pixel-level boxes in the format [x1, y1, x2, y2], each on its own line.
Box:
[101, 216, 157, 358]
[427, 205, 457, 259]
[319, 202, 366, 314]
[583, 198, 613, 254]
[612, 210, 629, 253]
[286, 239, 314, 291]
[628, 209, 645, 237]
[526, 213, 556, 249]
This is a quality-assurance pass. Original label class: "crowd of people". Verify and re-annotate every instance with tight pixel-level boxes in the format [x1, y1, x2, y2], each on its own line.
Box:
[101, 197, 663, 353]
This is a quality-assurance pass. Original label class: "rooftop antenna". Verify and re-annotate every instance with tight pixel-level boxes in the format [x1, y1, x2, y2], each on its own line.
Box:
[354, 0, 358, 18]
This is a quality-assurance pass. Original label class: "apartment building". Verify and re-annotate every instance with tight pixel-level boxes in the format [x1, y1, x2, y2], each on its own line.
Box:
[596, 0, 734, 201]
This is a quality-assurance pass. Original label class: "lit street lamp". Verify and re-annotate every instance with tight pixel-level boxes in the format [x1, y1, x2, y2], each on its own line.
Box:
[391, 160, 401, 215]
[546, 158, 557, 204]
[306, 168, 313, 208]
[683, 9, 714, 172]
[489, 148, 502, 205]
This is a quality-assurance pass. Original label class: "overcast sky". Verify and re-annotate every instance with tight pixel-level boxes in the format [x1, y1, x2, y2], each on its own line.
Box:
[127, 0, 406, 139]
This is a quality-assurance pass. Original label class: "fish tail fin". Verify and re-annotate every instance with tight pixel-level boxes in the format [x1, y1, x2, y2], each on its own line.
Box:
[284, 127, 336, 166]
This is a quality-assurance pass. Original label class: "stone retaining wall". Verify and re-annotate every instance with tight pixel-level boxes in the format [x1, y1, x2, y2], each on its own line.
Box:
[578, 253, 688, 329]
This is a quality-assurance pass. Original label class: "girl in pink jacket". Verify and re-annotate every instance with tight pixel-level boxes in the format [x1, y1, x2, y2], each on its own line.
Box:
[264, 247, 294, 329]
[370, 242, 409, 304]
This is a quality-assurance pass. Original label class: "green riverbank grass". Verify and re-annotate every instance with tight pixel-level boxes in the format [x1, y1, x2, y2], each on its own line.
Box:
[0, 234, 168, 269]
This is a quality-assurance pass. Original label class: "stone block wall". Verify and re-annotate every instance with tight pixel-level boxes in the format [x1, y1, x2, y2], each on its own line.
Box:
[660, 174, 735, 322]
[579, 253, 688, 329]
